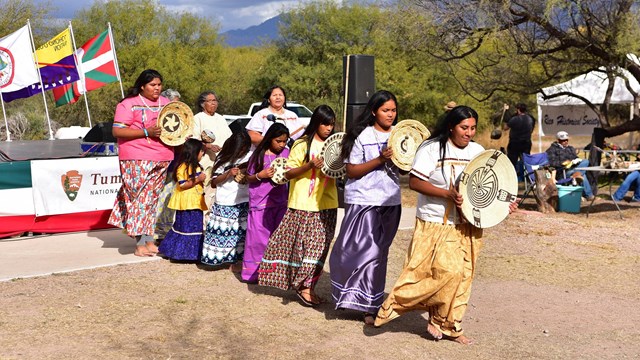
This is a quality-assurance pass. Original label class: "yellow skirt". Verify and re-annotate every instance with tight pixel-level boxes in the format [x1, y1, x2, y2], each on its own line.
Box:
[375, 218, 482, 337]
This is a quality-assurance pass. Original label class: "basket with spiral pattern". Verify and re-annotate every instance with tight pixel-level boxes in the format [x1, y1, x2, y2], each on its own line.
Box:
[320, 132, 346, 178]
[388, 120, 430, 171]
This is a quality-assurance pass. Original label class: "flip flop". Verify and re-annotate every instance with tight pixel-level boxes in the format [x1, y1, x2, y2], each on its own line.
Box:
[296, 290, 317, 307]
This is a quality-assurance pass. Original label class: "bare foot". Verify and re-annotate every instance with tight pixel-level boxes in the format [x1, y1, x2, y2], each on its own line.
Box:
[145, 242, 159, 254]
[363, 313, 375, 326]
[134, 246, 153, 257]
[229, 263, 242, 273]
[427, 323, 443, 340]
[445, 334, 474, 345]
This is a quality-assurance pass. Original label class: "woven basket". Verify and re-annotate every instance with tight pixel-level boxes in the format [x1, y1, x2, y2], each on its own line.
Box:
[388, 119, 430, 171]
[157, 101, 193, 146]
[320, 132, 346, 178]
[270, 157, 290, 185]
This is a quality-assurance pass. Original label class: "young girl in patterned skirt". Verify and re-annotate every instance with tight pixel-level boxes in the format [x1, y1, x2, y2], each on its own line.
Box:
[258, 105, 338, 307]
[158, 139, 207, 260]
[201, 130, 252, 272]
[241, 123, 290, 282]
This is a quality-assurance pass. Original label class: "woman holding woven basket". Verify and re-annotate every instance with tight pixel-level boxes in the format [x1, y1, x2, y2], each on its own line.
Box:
[108, 69, 173, 257]
[374, 106, 518, 345]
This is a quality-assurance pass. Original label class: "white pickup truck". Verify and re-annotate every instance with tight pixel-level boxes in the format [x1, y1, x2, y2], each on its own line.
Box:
[224, 102, 313, 130]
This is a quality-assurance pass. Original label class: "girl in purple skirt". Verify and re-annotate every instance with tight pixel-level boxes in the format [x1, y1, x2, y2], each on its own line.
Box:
[329, 90, 402, 324]
[241, 123, 290, 282]
[158, 139, 207, 260]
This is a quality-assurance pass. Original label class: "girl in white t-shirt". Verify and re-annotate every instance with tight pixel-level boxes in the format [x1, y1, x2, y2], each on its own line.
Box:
[201, 130, 252, 272]
[375, 105, 517, 345]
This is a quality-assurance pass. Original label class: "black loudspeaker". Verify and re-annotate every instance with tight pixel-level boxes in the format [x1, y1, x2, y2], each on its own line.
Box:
[345, 104, 367, 131]
[343, 55, 375, 104]
[83, 122, 116, 142]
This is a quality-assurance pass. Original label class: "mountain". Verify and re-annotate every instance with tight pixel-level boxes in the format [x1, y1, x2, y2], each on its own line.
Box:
[221, 15, 282, 47]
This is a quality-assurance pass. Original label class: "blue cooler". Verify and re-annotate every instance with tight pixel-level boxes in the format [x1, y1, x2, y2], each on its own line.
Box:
[557, 185, 583, 213]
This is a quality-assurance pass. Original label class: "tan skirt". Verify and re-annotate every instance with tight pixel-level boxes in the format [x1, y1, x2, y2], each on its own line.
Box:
[375, 218, 482, 337]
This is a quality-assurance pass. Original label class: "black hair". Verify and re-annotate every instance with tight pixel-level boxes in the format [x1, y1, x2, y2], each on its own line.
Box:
[292, 105, 336, 163]
[426, 105, 479, 172]
[515, 103, 527, 113]
[196, 91, 218, 113]
[248, 123, 290, 173]
[258, 85, 288, 111]
[340, 90, 398, 161]
[211, 130, 251, 174]
[122, 69, 163, 101]
[173, 138, 204, 182]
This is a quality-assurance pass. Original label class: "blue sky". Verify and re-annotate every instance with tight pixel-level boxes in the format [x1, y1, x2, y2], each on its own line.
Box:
[40, 0, 317, 32]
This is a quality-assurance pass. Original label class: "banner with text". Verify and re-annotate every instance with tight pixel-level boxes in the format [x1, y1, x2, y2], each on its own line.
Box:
[539, 105, 601, 136]
[31, 157, 121, 216]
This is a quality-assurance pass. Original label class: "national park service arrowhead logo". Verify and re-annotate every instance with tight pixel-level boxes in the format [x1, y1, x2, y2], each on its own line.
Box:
[61, 170, 82, 201]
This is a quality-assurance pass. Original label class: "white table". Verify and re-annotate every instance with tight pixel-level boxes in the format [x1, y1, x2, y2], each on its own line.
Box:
[576, 166, 639, 219]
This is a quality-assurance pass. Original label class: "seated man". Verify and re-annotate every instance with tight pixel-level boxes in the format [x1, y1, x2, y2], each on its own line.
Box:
[613, 170, 640, 202]
[545, 131, 594, 201]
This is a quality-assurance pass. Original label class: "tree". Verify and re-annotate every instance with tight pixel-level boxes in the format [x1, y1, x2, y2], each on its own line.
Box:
[398, 0, 640, 136]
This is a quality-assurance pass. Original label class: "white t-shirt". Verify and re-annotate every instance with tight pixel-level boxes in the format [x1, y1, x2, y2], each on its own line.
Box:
[245, 107, 305, 141]
[213, 151, 252, 206]
[411, 139, 484, 224]
[344, 126, 401, 206]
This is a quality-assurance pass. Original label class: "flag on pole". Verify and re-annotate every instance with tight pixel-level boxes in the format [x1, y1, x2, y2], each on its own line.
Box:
[3, 27, 79, 102]
[0, 25, 40, 95]
[52, 30, 118, 106]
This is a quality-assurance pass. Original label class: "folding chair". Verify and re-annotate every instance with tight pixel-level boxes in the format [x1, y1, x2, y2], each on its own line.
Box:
[519, 153, 571, 206]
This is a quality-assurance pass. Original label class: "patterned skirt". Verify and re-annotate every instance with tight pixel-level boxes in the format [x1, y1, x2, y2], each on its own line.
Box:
[154, 174, 176, 240]
[258, 208, 337, 291]
[158, 209, 203, 260]
[108, 160, 170, 237]
[201, 202, 249, 266]
[329, 204, 401, 313]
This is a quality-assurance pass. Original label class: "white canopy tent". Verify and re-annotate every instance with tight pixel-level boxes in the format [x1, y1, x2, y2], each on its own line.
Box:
[535, 58, 640, 152]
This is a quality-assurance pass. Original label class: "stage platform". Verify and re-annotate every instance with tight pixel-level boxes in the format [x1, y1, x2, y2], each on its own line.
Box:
[0, 139, 90, 162]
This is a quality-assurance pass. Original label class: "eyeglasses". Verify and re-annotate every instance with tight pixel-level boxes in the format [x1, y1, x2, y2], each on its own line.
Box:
[559, 139, 569, 142]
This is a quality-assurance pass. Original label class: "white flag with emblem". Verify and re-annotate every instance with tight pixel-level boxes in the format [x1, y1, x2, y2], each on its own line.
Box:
[0, 25, 39, 93]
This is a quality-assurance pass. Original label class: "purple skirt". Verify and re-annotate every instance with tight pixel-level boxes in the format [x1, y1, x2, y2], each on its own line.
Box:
[329, 204, 401, 312]
[241, 205, 287, 282]
[158, 209, 203, 260]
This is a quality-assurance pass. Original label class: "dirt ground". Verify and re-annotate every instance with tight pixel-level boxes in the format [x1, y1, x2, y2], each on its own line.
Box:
[1, 188, 639, 359]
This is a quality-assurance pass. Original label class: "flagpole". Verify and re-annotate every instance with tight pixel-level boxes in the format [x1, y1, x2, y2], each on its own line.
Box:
[68, 21, 92, 128]
[0, 93, 10, 142]
[27, 20, 55, 140]
[108, 23, 125, 99]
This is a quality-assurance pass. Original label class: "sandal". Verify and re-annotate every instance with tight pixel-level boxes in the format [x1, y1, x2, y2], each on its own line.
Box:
[296, 289, 317, 307]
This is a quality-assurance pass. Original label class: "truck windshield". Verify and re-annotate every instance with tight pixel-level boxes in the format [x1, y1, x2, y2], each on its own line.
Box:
[287, 106, 313, 117]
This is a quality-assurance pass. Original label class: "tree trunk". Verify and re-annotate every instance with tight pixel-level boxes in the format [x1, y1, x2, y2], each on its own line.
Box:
[533, 168, 558, 213]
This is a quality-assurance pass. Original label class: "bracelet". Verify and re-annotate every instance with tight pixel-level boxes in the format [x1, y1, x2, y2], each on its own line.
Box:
[143, 128, 149, 138]
[255, 173, 262, 181]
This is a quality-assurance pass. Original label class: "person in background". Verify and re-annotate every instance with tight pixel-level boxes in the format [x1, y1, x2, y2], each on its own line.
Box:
[329, 90, 402, 324]
[108, 69, 173, 257]
[154, 89, 182, 242]
[545, 131, 594, 201]
[613, 170, 640, 202]
[503, 103, 535, 170]
[158, 139, 207, 261]
[192, 91, 233, 211]
[245, 85, 306, 147]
